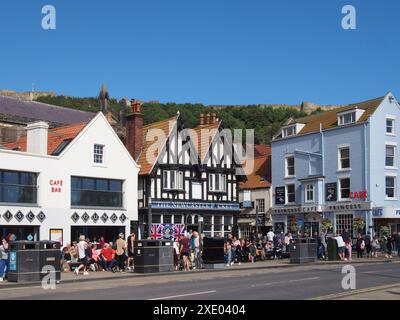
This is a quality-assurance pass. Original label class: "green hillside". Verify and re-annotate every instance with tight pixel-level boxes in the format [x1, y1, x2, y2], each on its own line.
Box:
[36, 95, 312, 144]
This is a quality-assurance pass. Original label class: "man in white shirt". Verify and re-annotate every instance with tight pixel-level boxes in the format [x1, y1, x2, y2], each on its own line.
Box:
[75, 235, 89, 275]
[267, 229, 275, 242]
[335, 234, 346, 261]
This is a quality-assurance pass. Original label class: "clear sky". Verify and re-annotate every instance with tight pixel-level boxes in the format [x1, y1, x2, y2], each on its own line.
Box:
[0, 0, 399, 105]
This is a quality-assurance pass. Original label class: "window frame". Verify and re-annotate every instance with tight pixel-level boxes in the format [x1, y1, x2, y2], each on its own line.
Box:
[386, 117, 396, 135]
[338, 146, 350, 170]
[286, 184, 296, 204]
[93, 144, 105, 165]
[338, 177, 351, 201]
[385, 144, 397, 168]
[162, 170, 184, 191]
[256, 199, 265, 214]
[385, 175, 396, 200]
[285, 156, 295, 177]
[305, 183, 315, 203]
[208, 173, 227, 193]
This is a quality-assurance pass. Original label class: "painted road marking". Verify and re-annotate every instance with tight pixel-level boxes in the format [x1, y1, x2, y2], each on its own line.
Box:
[309, 282, 400, 300]
[251, 277, 320, 287]
[149, 290, 217, 300]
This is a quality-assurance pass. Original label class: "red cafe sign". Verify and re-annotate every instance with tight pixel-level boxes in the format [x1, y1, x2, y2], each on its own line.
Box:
[50, 180, 63, 193]
[349, 189, 367, 200]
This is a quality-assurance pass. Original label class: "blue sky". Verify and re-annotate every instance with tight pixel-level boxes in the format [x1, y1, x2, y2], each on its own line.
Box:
[0, 0, 399, 105]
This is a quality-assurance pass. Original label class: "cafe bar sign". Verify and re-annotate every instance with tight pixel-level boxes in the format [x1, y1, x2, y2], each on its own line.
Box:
[272, 205, 323, 215]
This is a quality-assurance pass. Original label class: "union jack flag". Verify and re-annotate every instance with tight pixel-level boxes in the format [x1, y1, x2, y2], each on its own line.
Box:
[151, 223, 186, 240]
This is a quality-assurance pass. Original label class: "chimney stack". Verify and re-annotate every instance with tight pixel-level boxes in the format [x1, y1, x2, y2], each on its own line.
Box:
[200, 113, 204, 126]
[206, 113, 211, 125]
[27, 121, 49, 155]
[212, 113, 217, 125]
[131, 99, 141, 113]
[125, 99, 143, 161]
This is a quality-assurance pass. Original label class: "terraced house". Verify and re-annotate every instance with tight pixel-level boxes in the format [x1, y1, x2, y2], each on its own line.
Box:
[271, 92, 400, 237]
[124, 101, 245, 239]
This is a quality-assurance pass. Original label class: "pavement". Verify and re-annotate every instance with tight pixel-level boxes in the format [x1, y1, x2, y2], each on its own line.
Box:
[0, 257, 399, 300]
[0, 256, 397, 289]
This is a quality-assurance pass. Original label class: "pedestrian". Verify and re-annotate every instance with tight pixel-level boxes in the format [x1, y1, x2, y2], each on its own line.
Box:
[371, 236, 379, 257]
[225, 241, 232, 267]
[335, 234, 346, 261]
[116, 233, 127, 271]
[99, 236, 105, 249]
[345, 240, 353, 261]
[248, 241, 256, 263]
[386, 235, 394, 259]
[74, 235, 89, 275]
[395, 232, 400, 257]
[173, 239, 181, 270]
[193, 231, 202, 270]
[179, 234, 190, 271]
[356, 234, 365, 258]
[365, 232, 372, 257]
[0, 237, 9, 282]
[319, 229, 327, 260]
[126, 232, 136, 271]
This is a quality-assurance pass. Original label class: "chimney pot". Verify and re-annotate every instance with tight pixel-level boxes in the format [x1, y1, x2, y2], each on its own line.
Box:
[200, 113, 204, 126]
[206, 113, 211, 125]
[212, 113, 217, 124]
[26, 121, 49, 155]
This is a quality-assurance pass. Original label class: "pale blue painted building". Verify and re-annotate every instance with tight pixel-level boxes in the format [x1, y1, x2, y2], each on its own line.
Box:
[271, 93, 400, 237]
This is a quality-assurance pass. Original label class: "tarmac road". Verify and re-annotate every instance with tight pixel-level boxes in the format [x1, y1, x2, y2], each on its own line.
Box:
[0, 262, 399, 300]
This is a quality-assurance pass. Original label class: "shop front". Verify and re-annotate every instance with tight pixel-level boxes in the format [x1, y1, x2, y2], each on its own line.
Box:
[138, 200, 240, 239]
[372, 207, 400, 236]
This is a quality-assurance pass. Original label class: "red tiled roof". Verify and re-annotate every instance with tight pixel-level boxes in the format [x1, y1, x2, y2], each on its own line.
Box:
[3, 122, 87, 155]
[239, 151, 271, 190]
[137, 115, 178, 175]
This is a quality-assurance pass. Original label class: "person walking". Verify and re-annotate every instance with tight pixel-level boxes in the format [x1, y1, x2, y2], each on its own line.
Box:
[0, 237, 9, 282]
[225, 241, 232, 267]
[116, 233, 127, 271]
[365, 232, 372, 257]
[193, 231, 202, 270]
[126, 232, 136, 271]
[356, 234, 365, 258]
[395, 232, 400, 257]
[75, 235, 89, 275]
[179, 234, 190, 271]
[386, 235, 394, 259]
[267, 229, 274, 242]
[371, 236, 379, 257]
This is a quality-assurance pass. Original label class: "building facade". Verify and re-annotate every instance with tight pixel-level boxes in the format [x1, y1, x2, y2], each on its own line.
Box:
[0, 113, 139, 246]
[271, 93, 400, 237]
[238, 148, 272, 238]
[124, 103, 245, 239]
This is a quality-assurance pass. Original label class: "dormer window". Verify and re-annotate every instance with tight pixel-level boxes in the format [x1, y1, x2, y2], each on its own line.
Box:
[282, 123, 305, 138]
[338, 108, 365, 126]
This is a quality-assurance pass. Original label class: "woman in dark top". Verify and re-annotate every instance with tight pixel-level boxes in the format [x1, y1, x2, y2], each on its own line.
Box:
[386, 235, 394, 258]
[179, 235, 190, 271]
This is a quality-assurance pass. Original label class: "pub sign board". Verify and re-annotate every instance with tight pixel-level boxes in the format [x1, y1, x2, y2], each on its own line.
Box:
[275, 187, 285, 205]
[325, 182, 337, 202]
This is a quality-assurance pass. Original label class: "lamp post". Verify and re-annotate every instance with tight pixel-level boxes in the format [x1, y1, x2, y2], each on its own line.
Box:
[147, 197, 152, 239]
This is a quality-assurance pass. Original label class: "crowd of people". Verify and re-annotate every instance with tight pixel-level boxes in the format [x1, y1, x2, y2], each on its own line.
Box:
[61, 233, 136, 275]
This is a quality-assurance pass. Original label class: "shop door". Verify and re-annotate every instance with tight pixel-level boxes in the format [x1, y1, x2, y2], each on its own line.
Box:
[304, 222, 319, 237]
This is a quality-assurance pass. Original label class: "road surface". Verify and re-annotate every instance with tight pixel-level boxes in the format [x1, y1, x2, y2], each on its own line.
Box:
[0, 262, 399, 300]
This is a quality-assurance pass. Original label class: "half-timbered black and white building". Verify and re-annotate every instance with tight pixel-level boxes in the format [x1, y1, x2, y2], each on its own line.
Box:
[124, 103, 245, 239]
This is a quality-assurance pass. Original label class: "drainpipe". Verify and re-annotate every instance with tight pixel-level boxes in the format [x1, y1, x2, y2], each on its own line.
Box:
[364, 121, 372, 236]
[320, 123, 325, 223]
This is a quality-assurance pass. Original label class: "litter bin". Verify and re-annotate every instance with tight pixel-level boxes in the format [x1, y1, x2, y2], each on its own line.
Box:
[7, 241, 40, 283]
[327, 237, 339, 261]
[202, 237, 224, 269]
[39, 241, 61, 282]
[289, 238, 317, 264]
[134, 239, 174, 273]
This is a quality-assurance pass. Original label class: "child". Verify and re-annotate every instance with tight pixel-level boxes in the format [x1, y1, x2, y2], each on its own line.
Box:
[345, 240, 352, 261]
